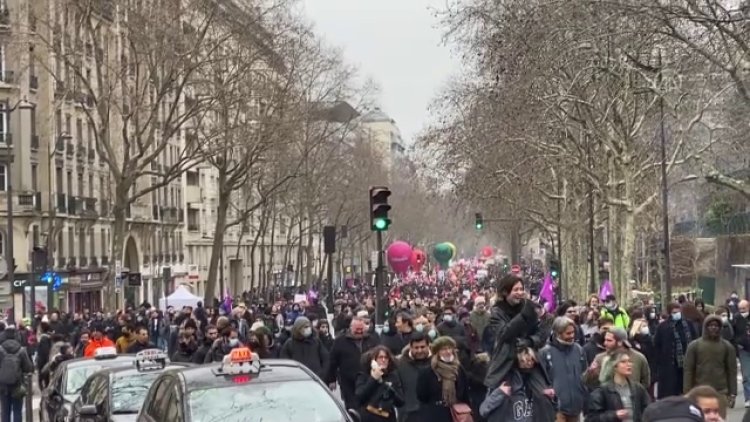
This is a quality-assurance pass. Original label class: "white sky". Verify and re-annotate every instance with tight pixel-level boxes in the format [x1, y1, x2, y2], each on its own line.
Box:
[301, 0, 462, 144]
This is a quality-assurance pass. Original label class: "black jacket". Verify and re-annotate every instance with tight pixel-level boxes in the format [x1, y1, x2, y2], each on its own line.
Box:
[0, 330, 34, 389]
[484, 299, 540, 388]
[279, 332, 329, 379]
[354, 369, 404, 421]
[585, 381, 650, 422]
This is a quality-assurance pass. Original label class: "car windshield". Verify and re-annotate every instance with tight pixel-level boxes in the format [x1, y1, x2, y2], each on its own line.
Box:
[65, 366, 105, 395]
[111, 372, 161, 414]
[189, 380, 344, 422]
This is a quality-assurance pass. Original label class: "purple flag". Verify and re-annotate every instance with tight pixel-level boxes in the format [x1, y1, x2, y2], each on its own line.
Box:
[539, 273, 556, 313]
[599, 279, 614, 301]
[221, 288, 233, 315]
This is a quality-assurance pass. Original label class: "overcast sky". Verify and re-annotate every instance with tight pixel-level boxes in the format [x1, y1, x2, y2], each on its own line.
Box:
[301, 0, 462, 145]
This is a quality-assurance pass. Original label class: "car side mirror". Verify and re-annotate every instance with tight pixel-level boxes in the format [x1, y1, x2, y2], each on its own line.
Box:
[79, 404, 98, 416]
[347, 409, 361, 422]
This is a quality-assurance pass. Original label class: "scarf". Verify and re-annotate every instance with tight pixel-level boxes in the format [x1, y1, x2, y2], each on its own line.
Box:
[431, 355, 459, 406]
[671, 319, 693, 368]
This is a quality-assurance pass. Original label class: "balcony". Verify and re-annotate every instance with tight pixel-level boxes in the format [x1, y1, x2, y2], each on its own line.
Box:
[66, 142, 74, 157]
[17, 193, 34, 207]
[164, 254, 171, 263]
[88, 148, 95, 161]
[152, 205, 159, 220]
[178, 208, 184, 222]
[187, 223, 199, 232]
[90, 257, 98, 267]
[0, 71, 13, 84]
[100, 201, 110, 216]
[0, 133, 11, 146]
[57, 257, 66, 269]
[55, 137, 65, 153]
[143, 254, 151, 263]
[56, 193, 67, 213]
[102, 256, 109, 266]
[67, 257, 77, 268]
[76, 146, 85, 161]
[29, 75, 38, 90]
[179, 253, 184, 262]
[67, 196, 78, 215]
[30, 135, 39, 150]
[171, 254, 177, 262]
[79, 257, 87, 267]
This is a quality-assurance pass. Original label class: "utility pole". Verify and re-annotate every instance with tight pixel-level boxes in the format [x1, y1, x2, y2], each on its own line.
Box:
[369, 187, 391, 326]
[323, 225, 335, 310]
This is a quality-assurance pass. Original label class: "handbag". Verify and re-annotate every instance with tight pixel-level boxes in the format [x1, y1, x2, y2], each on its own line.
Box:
[450, 402, 474, 422]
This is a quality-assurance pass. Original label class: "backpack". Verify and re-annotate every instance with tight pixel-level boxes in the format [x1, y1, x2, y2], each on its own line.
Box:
[0, 345, 24, 386]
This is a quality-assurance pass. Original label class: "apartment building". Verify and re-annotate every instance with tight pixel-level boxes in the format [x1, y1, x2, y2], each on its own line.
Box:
[360, 108, 407, 175]
[0, 0, 189, 319]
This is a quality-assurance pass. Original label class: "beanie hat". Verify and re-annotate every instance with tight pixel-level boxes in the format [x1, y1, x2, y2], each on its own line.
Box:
[430, 336, 456, 355]
[250, 321, 266, 332]
[642, 396, 704, 422]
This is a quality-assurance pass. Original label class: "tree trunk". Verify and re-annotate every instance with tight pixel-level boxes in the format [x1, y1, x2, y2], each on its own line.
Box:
[268, 206, 277, 288]
[107, 194, 128, 310]
[204, 184, 230, 304]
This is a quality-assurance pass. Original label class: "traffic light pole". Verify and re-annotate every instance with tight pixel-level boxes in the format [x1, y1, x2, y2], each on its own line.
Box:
[374, 230, 385, 326]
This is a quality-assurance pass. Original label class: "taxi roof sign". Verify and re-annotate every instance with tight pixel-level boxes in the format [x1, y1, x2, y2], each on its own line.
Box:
[134, 349, 168, 371]
[94, 347, 118, 360]
[219, 347, 261, 375]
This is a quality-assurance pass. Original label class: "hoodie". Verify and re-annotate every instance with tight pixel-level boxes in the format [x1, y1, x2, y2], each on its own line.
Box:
[279, 316, 329, 379]
[0, 328, 34, 388]
[683, 314, 737, 395]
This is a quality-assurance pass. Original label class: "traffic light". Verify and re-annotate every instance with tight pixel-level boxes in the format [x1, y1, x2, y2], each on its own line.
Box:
[41, 271, 62, 291]
[369, 186, 391, 231]
[549, 258, 561, 278]
[475, 213, 484, 230]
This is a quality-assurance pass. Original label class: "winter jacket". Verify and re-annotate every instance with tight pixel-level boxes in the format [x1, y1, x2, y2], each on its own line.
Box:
[355, 368, 404, 422]
[396, 346, 431, 418]
[684, 315, 737, 396]
[585, 380, 650, 422]
[480, 368, 556, 422]
[0, 329, 34, 389]
[83, 337, 116, 357]
[484, 299, 540, 388]
[539, 338, 588, 416]
[279, 317, 329, 379]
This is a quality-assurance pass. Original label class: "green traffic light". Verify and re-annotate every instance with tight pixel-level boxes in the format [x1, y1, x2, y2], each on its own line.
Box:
[551, 271, 559, 277]
[374, 218, 388, 230]
[475, 223, 483, 230]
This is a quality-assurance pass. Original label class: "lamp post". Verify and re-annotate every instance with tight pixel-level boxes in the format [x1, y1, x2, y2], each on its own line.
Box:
[656, 49, 672, 303]
[3, 98, 32, 321]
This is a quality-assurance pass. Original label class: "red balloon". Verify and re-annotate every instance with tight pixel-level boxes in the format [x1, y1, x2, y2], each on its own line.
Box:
[410, 249, 426, 272]
[481, 246, 494, 258]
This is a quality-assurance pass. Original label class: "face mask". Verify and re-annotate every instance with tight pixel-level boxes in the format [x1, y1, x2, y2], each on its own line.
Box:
[382, 325, 390, 334]
[440, 355, 454, 363]
[649, 312, 656, 319]
[732, 294, 739, 299]
[428, 329, 437, 339]
[605, 302, 616, 310]
[742, 312, 749, 319]
[640, 326, 650, 335]
[721, 316, 729, 324]
[443, 315, 453, 323]
[302, 327, 312, 337]
[285, 325, 293, 331]
[415, 324, 424, 333]
[671, 312, 682, 321]
[228, 338, 239, 347]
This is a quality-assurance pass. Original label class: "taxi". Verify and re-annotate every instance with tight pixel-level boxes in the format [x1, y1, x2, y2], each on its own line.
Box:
[136, 347, 358, 422]
[69, 349, 191, 422]
[40, 347, 136, 422]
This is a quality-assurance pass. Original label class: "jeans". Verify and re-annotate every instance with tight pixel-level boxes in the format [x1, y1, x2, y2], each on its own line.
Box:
[738, 349, 750, 400]
[0, 389, 23, 422]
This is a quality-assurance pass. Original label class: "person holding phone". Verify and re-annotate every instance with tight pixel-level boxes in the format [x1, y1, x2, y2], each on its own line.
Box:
[585, 350, 650, 422]
[355, 345, 404, 422]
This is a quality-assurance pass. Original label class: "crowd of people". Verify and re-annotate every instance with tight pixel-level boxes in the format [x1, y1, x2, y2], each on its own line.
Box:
[0, 274, 748, 422]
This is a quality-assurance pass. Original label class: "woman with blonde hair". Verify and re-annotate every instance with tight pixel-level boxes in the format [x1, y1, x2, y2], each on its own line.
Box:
[586, 350, 650, 422]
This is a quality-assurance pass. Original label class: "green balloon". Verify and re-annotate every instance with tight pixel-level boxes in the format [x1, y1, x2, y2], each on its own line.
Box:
[433, 243, 454, 266]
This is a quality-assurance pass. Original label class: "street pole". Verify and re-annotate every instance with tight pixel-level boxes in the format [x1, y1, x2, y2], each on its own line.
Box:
[658, 49, 672, 303]
[586, 134, 597, 294]
[326, 252, 333, 310]
[374, 230, 384, 325]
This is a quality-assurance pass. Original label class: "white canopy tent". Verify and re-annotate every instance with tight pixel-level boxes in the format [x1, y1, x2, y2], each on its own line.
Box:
[159, 285, 202, 310]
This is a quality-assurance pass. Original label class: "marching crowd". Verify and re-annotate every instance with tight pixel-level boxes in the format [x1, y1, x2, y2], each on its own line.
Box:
[0, 273, 748, 422]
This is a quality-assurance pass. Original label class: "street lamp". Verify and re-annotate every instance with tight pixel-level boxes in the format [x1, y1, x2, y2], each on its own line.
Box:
[3, 97, 32, 320]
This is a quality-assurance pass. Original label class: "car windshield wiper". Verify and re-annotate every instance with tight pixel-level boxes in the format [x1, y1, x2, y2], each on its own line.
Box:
[112, 410, 138, 415]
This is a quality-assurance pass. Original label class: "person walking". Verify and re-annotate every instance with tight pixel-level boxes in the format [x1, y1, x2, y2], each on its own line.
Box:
[0, 325, 34, 422]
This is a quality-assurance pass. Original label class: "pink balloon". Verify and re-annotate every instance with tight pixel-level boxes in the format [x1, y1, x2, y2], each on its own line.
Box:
[481, 246, 494, 258]
[387, 241, 413, 275]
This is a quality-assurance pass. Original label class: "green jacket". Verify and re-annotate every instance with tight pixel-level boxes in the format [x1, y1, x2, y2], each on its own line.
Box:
[601, 307, 630, 330]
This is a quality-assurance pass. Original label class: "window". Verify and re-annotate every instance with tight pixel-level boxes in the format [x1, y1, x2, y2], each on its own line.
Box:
[0, 103, 6, 144]
[33, 225, 40, 247]
[30, 105, 36, 136]
[67, 227, 74, 259]
[66, 171, 72, 195]
[88, 174, 93, 198]
[0, 232, 3, 256]
[56, 167, 63, 193]
[77, 172, 83, 197]
[31, 164, 38, 191]
[79, 226, 85, 258]
[100, 228, 106, 255]
[89, 228, 94, 258]
[0, 164, 5, 191]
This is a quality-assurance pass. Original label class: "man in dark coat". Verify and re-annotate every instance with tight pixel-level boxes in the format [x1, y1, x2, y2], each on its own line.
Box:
[654, 302, 697, 398]
[325, 316, 380, 410]
[279, 316, 329, 379]
[484, 274, 541, 389]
